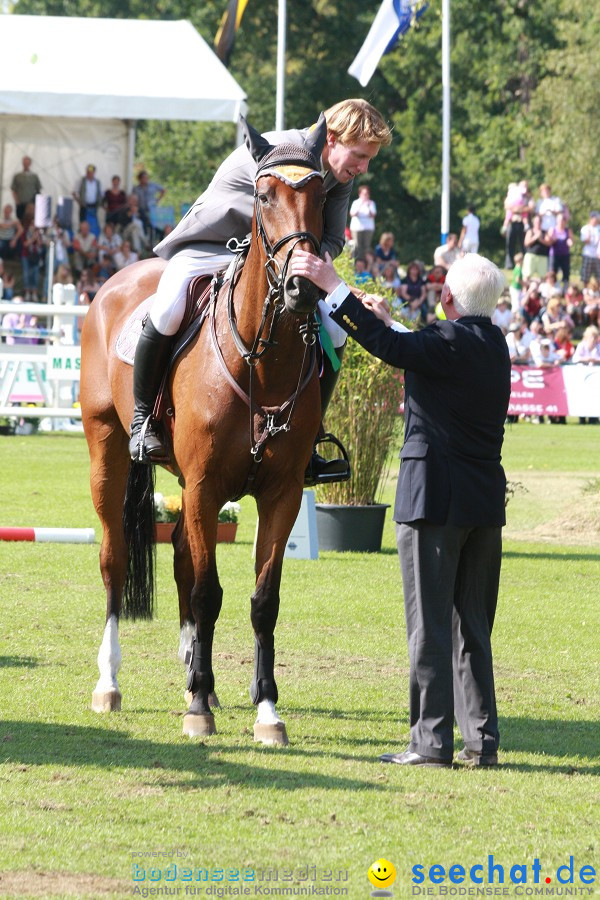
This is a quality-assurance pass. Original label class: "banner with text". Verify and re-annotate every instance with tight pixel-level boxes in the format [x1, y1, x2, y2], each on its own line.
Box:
[509, 365, 600, 418]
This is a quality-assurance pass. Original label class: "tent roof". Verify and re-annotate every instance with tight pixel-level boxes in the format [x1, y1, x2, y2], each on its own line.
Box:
[0, 15, 247, 122]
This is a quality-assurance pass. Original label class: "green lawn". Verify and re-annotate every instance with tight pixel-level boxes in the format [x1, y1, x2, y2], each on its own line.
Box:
[0, 429, 598, 899]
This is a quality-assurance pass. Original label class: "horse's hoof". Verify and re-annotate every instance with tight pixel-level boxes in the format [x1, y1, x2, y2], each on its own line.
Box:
[91, 689, 121, 713]
[183, 690, 220, 709]
[253, 722, 289, 746]
[182, 712, 217, 738]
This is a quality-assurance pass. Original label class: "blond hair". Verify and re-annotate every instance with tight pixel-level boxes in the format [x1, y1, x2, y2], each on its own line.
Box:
[324, 99, 392, 147]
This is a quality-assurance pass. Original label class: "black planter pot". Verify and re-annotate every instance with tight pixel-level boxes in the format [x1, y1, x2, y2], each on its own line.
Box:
[315, 503, 391, 553]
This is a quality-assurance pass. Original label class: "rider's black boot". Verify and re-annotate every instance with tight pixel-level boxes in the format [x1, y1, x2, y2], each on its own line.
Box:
[304, 345, 351, 486]
[128, 318, 174, 463]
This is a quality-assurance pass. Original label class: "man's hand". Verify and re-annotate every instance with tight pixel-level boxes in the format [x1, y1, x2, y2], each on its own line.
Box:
[361, 293, 393, 327]
[289, 250, 342, 295]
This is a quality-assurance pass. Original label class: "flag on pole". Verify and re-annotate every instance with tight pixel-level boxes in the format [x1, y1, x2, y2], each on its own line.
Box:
[348, 0, 428, 87]
[215, 0, 250, 66]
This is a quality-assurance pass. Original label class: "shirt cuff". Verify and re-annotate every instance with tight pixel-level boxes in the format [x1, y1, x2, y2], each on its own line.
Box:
[324, 281, 411, 333]
[323, 281, 350, 311]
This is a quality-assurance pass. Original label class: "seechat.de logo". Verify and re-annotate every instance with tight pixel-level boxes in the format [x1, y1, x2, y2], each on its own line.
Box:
[411, 855, 596, 891]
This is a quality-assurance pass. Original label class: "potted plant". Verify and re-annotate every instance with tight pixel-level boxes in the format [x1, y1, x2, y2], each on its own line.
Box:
[217, 501, 241, 543]
[153, 492, 181, 543]
[153, 493, 241, 543]
[314, 251, 406, 552]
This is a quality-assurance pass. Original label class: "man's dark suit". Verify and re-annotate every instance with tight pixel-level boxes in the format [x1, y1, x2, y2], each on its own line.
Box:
[329, 291, 511, 761]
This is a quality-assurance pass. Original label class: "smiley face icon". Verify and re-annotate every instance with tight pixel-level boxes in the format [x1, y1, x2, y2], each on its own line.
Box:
[368, 858, 396, 889]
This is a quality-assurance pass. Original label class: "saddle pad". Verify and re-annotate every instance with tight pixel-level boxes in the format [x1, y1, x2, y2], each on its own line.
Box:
[115, 297, 153, 366]
[114, 275, 213, 367]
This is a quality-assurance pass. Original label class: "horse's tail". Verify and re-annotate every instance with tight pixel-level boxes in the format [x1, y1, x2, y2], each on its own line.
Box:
[122, 462, 156, 620]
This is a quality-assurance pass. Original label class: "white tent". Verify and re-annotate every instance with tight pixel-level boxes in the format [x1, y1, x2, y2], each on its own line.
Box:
[0, 15, 247, 218]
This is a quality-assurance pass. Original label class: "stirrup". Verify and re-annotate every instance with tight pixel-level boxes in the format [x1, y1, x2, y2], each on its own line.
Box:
[304, 432, 351, 486]
[129, 416, 169, 465]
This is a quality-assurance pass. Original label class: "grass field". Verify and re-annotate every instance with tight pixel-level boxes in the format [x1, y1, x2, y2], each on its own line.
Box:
[0, 426, 598, 900]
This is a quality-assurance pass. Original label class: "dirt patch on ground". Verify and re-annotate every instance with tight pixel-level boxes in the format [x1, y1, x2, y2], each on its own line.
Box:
[0, 870, 129, 897]
[535, 494, 600, 544]
[504, 471, 600, 546]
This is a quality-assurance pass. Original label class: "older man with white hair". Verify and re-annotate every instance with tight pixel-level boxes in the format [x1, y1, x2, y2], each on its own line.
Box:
[291, 250, 511, 768]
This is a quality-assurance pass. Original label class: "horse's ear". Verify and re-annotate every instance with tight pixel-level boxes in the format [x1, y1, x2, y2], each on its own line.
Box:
[240, 115, 273, 164]
[304, 112, 327, 160]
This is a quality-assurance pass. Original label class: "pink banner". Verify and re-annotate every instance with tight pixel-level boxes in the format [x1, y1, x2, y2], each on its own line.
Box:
[508, 366, 569, 417]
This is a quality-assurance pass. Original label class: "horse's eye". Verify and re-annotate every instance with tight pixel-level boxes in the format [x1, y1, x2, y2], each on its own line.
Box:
[257, 192, 269, 205]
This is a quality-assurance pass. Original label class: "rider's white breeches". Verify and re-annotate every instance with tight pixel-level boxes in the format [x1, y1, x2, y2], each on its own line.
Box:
[150, 252, 235, 336]
[149, 252, 347, 352]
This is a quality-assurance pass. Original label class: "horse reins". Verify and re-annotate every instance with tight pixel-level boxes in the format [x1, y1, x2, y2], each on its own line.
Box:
[209, 183, 322, 494]
[226, 189, 321, 364]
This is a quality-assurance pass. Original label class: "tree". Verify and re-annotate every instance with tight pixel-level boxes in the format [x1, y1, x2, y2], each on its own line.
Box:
[527, 0, 600, 232]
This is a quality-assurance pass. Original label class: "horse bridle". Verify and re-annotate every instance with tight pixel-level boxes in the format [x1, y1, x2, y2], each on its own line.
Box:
[209, 174, 323, 489]
[226, 179, 323, 365]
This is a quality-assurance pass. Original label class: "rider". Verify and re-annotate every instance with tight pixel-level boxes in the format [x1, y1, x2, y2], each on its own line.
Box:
[129, 99, 392, 481]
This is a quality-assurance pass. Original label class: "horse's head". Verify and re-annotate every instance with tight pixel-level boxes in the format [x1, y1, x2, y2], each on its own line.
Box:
[242, 114, 327, 316]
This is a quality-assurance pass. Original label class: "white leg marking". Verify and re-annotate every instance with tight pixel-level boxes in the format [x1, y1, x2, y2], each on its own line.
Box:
[178, 622, 195, 663]
[93, 614, 122, 693]
[256, 699, 283, 725]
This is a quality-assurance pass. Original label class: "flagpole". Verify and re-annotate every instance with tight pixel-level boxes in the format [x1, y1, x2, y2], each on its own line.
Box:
[441, 0, 450, 243]
[275, 0, 286, 129]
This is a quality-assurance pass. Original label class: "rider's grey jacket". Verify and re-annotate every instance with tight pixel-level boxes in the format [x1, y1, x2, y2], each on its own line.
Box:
[154, 127, 352, 263]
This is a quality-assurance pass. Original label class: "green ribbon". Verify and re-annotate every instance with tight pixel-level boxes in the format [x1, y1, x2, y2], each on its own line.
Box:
[317, 313, 341, 371]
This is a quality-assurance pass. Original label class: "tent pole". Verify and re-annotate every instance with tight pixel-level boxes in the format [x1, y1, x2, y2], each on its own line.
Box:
[126, 120, 136, 193]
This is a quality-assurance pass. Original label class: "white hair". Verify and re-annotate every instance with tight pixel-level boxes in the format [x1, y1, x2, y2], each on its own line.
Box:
[446, 254, 506, 318]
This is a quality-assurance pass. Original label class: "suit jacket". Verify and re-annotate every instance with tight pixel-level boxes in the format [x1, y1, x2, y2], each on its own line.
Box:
[154, 127, 352, 262]
[330, 292, 511, 527]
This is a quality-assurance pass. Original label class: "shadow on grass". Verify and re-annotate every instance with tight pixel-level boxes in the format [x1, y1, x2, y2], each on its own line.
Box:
[500, 717, 600, 773]
[1, 713, 598, 780]
[503, 549, 599, 563]
[0, 655, 38, 668]
[0, 721, 394, 791]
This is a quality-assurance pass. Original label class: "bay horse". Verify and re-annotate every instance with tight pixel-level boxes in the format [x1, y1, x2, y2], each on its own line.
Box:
[80, 118, 326, 745]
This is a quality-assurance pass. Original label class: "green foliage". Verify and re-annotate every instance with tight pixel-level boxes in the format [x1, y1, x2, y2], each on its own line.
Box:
[316, 252, 404, 506]
[13, 0, 202, 18]
[527, 0, 600, 230]
[135, 120, 238, 214]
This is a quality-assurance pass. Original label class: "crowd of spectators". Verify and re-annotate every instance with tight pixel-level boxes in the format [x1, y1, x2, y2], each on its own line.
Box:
[344, 182, 600, 424]
[0, 156, 167, 308]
